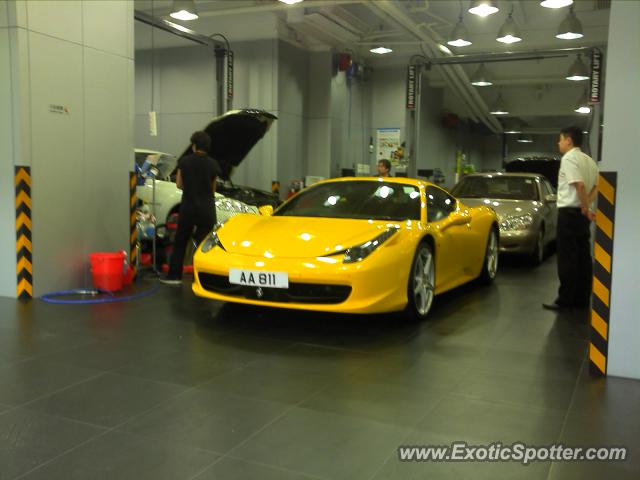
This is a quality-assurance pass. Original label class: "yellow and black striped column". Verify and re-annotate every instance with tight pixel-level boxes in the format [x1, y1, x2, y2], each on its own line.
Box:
[129, 172, 138, 281]
[15, 166, 33, 300]
[590, 172, 617, 376]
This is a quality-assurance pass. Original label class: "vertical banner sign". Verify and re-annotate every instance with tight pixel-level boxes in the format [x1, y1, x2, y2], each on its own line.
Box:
[590, 49, 602, 103]
[15, 166, 33, 300]
[227, 50, 234, 100]
[406, 65, 416, 110]
[590, 172, 617, 376]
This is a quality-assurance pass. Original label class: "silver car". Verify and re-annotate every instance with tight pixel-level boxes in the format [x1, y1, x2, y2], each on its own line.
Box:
[450, 173, 557, 264]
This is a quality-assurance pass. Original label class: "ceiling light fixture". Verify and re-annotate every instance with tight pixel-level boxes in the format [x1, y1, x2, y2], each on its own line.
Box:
[574, 90, 591, 114]
[566, 55, 589, 81]
[469, 0, 499, 17]
[170, 0, 198, 21]
[489, 93, 509, 115]
[497, 7, 522, 44]
[540, 0, 573, 8]
[516, 134, 534, 143]
[503, 118, 523, 134]
[556, 6, 584, 40]
[447, 12, 472, 47]
[470, 63, 493, 86]
[369, 46, 393, 55]
[278, 0, 304, 4]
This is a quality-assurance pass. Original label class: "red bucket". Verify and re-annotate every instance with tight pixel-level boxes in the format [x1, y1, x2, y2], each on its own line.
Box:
[90, 252, 126, 292]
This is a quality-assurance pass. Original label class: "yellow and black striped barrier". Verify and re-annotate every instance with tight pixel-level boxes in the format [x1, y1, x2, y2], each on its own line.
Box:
[590, 171, 617, 376]
[15, 166, 33, 300]
[130, 172, 138, 281]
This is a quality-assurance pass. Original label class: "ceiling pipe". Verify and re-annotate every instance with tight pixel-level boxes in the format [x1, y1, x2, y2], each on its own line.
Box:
[427, 46, 595, 66]
[366, 1, 502, 133]
[134, 10, 224, 48]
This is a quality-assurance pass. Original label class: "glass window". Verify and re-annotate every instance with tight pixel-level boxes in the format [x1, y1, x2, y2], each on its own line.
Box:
[450, 176, 539, 201]
[275, 181, 421, 221]
[426, 186, 456, 223]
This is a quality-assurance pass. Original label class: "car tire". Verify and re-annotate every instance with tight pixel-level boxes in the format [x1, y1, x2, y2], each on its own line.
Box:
[479, 228, 498, 284]
[405, 242, 435, 321]
[530, 228, 545, 266]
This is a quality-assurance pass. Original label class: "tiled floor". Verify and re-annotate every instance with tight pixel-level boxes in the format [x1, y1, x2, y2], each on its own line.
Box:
[1, 254, 638, 479]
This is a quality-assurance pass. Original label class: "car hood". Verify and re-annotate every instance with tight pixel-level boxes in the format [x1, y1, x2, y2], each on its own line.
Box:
[181, 109, 277, 180]
[216, 215, 405, 259]
[458, 198, 543, 221]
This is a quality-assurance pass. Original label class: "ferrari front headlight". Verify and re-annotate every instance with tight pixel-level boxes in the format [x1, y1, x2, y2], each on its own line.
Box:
[201, 228, 225, 253]
[500, 213, 534, 231]
[343, 228, 399, 264]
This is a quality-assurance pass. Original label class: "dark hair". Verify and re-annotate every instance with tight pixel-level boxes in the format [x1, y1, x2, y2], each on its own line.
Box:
[378, 159, 391, 171]
[560, 126, 583, 148]
[190, 131, 211, 151]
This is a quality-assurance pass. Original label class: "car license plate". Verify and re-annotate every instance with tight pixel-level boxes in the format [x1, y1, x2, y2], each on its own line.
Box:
[229, 269, 289, 289]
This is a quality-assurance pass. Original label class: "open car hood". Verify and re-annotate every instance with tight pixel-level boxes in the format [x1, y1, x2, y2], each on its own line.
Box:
[181, 109, 277, 180]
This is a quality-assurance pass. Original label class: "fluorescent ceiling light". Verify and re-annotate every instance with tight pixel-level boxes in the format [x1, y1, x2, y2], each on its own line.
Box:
[470, 63, 493, 86]
[447, 18, 472, 47]
[517, 134, 533, 143]
[170, 0, 198, 20]
[469, 0, 499, 17]
[540, 0, 573, 7]
[370, 46, 393, 55]
[556, 7, 583, 40]
[566, 55, 589, 81]
[497, 13, 522, 44]
[574, 90, 591, 114]
[489, 94, 509, 115]
[278, 0, 304, 4]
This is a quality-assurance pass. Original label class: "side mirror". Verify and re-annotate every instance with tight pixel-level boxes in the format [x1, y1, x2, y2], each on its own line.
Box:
[258, 205, 274, 216]
[545, 194, 557, 203]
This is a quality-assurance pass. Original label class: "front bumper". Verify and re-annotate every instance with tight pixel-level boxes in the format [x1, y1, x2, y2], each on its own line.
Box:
[192, 248, 411, 314]
[498, 228, 538, 255]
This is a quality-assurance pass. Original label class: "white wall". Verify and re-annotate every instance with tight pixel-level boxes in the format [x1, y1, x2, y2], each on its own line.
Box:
[600, 0, 640, 380]
[134, 37, 279, 191]
[1, 0, 134, 297]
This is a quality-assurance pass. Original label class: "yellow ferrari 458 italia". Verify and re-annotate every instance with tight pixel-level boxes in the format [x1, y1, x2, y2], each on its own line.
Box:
[192, 177, 499, 320]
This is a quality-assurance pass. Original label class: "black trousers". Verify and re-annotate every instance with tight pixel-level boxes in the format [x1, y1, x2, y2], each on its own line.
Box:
[556, 207, 593, 307]
[167, 205, 215, 279]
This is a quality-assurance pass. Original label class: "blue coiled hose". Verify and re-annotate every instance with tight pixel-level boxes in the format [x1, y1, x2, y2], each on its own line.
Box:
[40, 284, 160, 304]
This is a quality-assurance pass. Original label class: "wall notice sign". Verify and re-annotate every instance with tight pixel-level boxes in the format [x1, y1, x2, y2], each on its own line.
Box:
[590, 49, 602, 103]
[406, 65, 416, 110]
[376, 128, 406, 170]
[49, 105, 69, 114]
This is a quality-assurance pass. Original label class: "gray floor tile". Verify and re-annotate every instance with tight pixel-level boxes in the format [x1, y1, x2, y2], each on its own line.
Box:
[0, 408, 105, 480]
[119, 388, 289, 453]
[0, 358, 103, 406]
[299, 377, 443, 428]
[415, 395, 565, 444]
[452, 369, 577, 412]
[24, 372, 185, 427]
[200, 363, 334, 405]
[230, 407, 412, 480]
[17, 430, 219, 480]
[193, 456, 325, 480]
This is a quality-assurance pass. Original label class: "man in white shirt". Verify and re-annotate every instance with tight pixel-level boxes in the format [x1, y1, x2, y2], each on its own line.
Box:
[544, 126, 598, 311]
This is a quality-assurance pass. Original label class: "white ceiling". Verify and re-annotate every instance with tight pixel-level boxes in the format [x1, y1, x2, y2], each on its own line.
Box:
[134, 0, 611, 136]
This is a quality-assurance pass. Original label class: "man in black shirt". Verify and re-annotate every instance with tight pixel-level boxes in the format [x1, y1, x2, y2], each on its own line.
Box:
[160, 131, 221, 284]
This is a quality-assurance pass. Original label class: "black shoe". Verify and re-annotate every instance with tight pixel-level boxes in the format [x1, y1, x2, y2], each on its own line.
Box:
[159, 275, 182, 285]
[542, 302, 571, 311]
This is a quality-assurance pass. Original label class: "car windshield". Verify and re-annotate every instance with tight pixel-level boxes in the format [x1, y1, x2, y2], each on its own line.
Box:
[451, 176, 539, 201]
[135, 152, 177, 181]
[275, 181, 421, 221]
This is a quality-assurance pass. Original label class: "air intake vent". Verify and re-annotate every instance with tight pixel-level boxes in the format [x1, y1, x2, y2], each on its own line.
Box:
[593, 0, 611, 10]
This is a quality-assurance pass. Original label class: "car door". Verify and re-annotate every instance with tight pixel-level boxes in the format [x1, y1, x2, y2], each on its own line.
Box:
[540, 178, 558, 242]
[426, 186, 468, 289]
